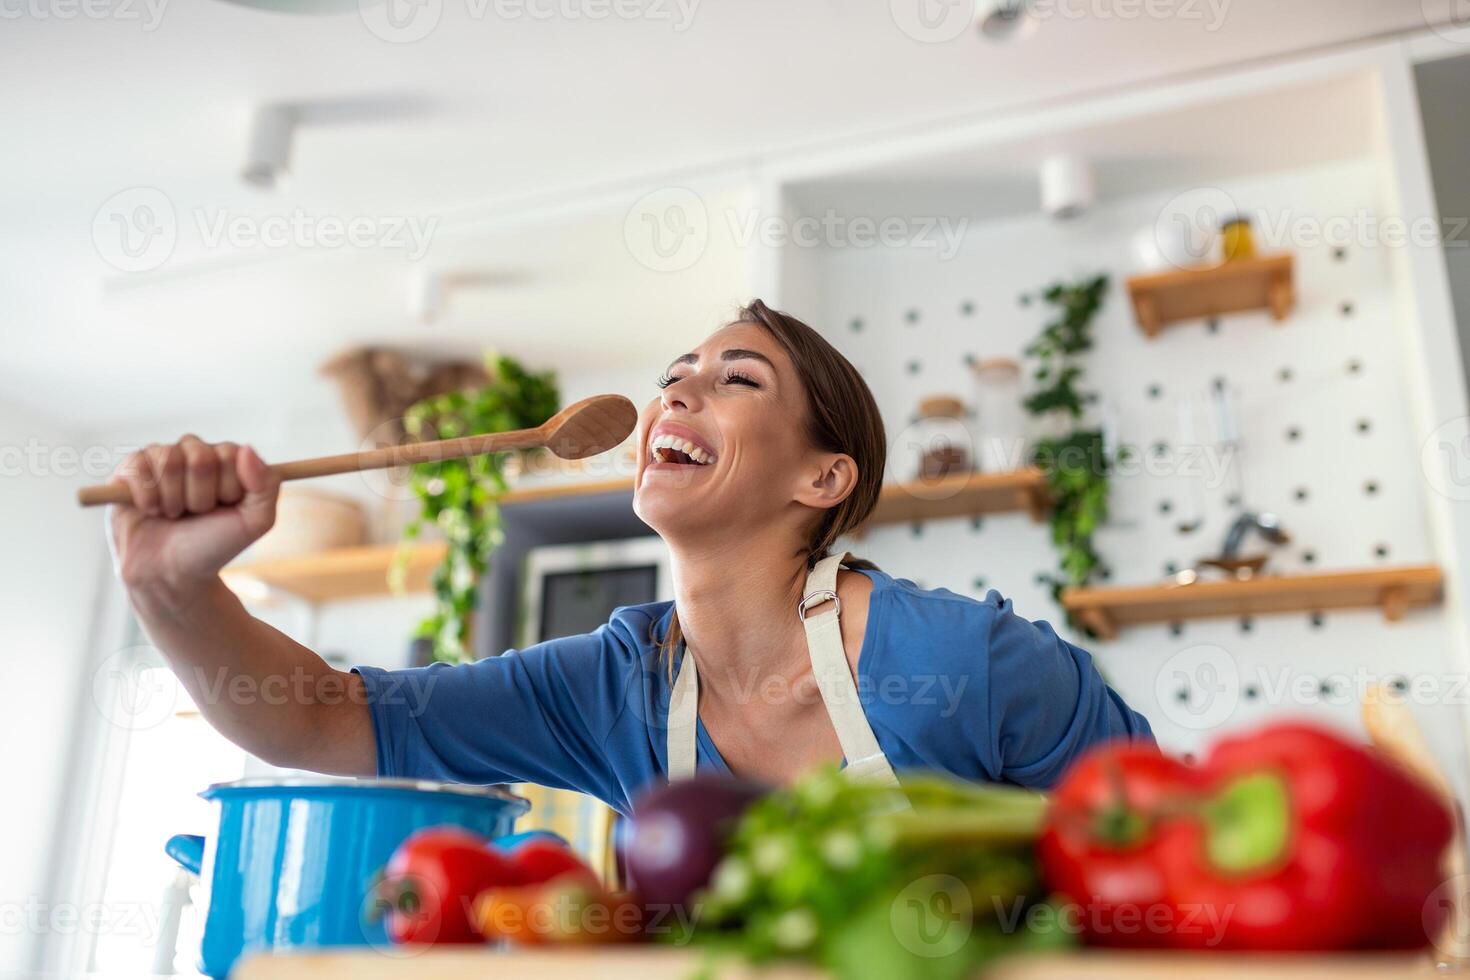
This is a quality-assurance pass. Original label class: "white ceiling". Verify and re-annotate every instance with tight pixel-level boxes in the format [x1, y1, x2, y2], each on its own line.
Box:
[786, 71, 1381, 221]
[0, 0, 1449, 430]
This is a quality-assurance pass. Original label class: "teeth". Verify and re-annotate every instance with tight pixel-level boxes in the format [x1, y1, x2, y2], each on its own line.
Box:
[649, 433, 717, 465]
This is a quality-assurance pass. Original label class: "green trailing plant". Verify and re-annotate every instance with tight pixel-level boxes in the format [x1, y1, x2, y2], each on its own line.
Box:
[395, 354, 560, 663]
[1022, 274, 1117, 623]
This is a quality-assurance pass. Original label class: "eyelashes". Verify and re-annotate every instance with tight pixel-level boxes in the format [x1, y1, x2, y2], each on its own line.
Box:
[656, 371, 761, 389]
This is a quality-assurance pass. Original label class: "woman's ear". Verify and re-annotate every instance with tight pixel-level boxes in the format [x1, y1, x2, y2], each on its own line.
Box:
[792, 453, 859, 511]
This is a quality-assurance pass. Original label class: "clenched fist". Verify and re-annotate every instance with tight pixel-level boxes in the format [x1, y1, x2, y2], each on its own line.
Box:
[107, 435, 280, 595]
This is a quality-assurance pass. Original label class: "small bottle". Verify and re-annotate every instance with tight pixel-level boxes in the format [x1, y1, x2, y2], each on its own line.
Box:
[1220, 214, 1256, 262]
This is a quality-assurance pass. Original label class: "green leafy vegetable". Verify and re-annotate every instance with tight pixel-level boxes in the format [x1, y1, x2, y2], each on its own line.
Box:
[678, 769, 1067, 979]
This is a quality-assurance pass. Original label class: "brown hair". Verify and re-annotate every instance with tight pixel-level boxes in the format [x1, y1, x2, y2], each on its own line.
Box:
[655, 299, 887, 658]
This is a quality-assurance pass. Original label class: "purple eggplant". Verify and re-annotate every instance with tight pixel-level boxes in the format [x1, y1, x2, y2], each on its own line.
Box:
[622, 774, 768, 911]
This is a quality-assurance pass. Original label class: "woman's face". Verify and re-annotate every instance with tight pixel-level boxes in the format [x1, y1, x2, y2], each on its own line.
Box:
[632, 321, 844, 546]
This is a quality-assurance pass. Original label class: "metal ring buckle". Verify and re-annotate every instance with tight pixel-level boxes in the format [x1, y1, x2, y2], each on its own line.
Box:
[798, 589, 841, 622]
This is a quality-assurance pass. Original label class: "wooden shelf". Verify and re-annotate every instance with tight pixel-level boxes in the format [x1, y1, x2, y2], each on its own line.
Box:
[220, 468, 1047, 604]
[499, 476, 635, 505]
[1061, 564, 1443, 640]
[867, 467, 1048, 528]
[1127, 253, 1294, 337]
[501, 468, 1050, 529]
[223, 542, 447, 604]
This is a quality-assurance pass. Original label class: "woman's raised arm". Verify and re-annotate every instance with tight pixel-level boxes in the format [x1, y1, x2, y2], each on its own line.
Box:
[107, 437, 376, 776]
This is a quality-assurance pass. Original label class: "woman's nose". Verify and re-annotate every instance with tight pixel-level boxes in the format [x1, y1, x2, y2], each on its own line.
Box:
[660, 381, 702, 413]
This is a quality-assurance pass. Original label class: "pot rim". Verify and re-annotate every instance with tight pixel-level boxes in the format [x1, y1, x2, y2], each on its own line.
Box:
[201, 776, 531, 810]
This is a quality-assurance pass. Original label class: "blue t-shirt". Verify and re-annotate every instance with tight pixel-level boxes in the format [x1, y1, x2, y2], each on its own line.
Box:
[355, 566, 1153, 814]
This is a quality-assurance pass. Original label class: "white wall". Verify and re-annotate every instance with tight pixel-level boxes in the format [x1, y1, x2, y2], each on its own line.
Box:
[801, 156, 1470, 796]
[0, 400, 107, 975]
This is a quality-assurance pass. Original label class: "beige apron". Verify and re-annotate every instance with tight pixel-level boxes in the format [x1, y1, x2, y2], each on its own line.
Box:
[665, 551, 902, 789]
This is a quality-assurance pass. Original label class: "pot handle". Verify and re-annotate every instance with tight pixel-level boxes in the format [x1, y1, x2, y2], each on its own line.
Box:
[165, 834, 206, 876]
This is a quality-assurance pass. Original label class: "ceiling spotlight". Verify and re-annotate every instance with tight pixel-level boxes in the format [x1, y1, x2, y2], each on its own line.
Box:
[410, 269, 527, 324]
[1039, 153, 1096, 221]
[975, 0, 1038, 43]
[410, 270, 448, 325]
[242, 104, 297, 190]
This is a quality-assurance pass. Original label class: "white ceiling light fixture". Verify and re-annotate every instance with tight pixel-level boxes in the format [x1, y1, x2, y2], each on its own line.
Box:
[1039, 153, 1096, 221]
[410, 269, 530, 325]
[974, 0, 1038, 43]
[240, 94, 432, 191]
[242, 104, 298, 190]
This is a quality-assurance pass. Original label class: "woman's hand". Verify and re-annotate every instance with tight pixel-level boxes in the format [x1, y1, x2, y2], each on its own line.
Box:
[108, 436, 280, 599]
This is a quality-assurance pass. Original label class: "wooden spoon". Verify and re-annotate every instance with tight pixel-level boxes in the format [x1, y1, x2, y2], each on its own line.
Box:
[77, 394, 638, 508]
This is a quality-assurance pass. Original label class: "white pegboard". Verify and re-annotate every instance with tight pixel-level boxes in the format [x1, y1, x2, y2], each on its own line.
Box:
[800, 157, 1469, 794]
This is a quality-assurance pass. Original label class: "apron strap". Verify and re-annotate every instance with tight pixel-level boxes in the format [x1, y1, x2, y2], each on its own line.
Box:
[664, 552, 901, 793]
[666, 647, 699, 782]
[800, 552, 902, 789]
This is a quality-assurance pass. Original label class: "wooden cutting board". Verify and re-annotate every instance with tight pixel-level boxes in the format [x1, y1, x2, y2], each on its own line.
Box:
[235, 947, 1438, 979]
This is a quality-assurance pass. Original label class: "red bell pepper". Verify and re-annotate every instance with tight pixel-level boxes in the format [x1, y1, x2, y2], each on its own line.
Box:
[1039, 742, 1196, 947]
[373, 827, 523, 945]
[1043, 724, 1455, 951]
[473, 838, 640, 945]
[505, 838, 600, 890]
[1154, 723, 1453, 951]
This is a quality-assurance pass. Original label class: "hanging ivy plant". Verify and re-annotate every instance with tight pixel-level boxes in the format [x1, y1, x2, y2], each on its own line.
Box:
[1022, 274, 1119, 628]
[394, 354, 560, 663]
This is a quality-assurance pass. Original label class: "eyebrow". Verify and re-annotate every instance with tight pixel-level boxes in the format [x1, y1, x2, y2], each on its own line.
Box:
[668, 348, 776, 371]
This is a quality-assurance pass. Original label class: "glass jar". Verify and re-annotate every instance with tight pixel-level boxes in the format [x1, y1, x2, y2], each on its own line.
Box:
[910, 395, 973, 481]
[971, 357, 1026, 472]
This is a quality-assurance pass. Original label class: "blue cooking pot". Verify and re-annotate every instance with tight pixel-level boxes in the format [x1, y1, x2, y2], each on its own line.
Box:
[167, 777, 535, 978]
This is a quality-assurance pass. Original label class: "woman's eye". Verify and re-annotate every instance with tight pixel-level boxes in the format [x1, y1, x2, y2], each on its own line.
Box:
[724, 371, 760, 388]
[656, 373, 682, 389]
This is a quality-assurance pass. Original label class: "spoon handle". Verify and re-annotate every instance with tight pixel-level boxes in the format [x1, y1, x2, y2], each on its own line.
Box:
[75, 424, 549, 508]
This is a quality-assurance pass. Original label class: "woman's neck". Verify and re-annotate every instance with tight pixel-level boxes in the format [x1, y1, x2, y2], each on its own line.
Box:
[666, 528, 816, 705]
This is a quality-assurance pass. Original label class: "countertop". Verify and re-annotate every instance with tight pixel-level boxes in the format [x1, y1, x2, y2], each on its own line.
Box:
[234, 947, 1446, 979]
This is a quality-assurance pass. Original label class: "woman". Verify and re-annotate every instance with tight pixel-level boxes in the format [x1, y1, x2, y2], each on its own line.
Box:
[108, 300, 1151, 813]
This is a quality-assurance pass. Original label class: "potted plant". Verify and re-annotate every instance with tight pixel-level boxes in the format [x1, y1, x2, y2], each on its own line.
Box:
[1022, 274, 1118, 625]
[394, 354, 560, 663]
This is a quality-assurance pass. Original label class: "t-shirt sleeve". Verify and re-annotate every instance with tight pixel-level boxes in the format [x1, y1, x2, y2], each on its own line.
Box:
[982, 593, 1154, 788]
[352, 620, 641, 807]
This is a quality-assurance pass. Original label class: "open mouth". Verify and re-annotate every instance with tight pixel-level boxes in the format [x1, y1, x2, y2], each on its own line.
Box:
[648, 433, 717, 467]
